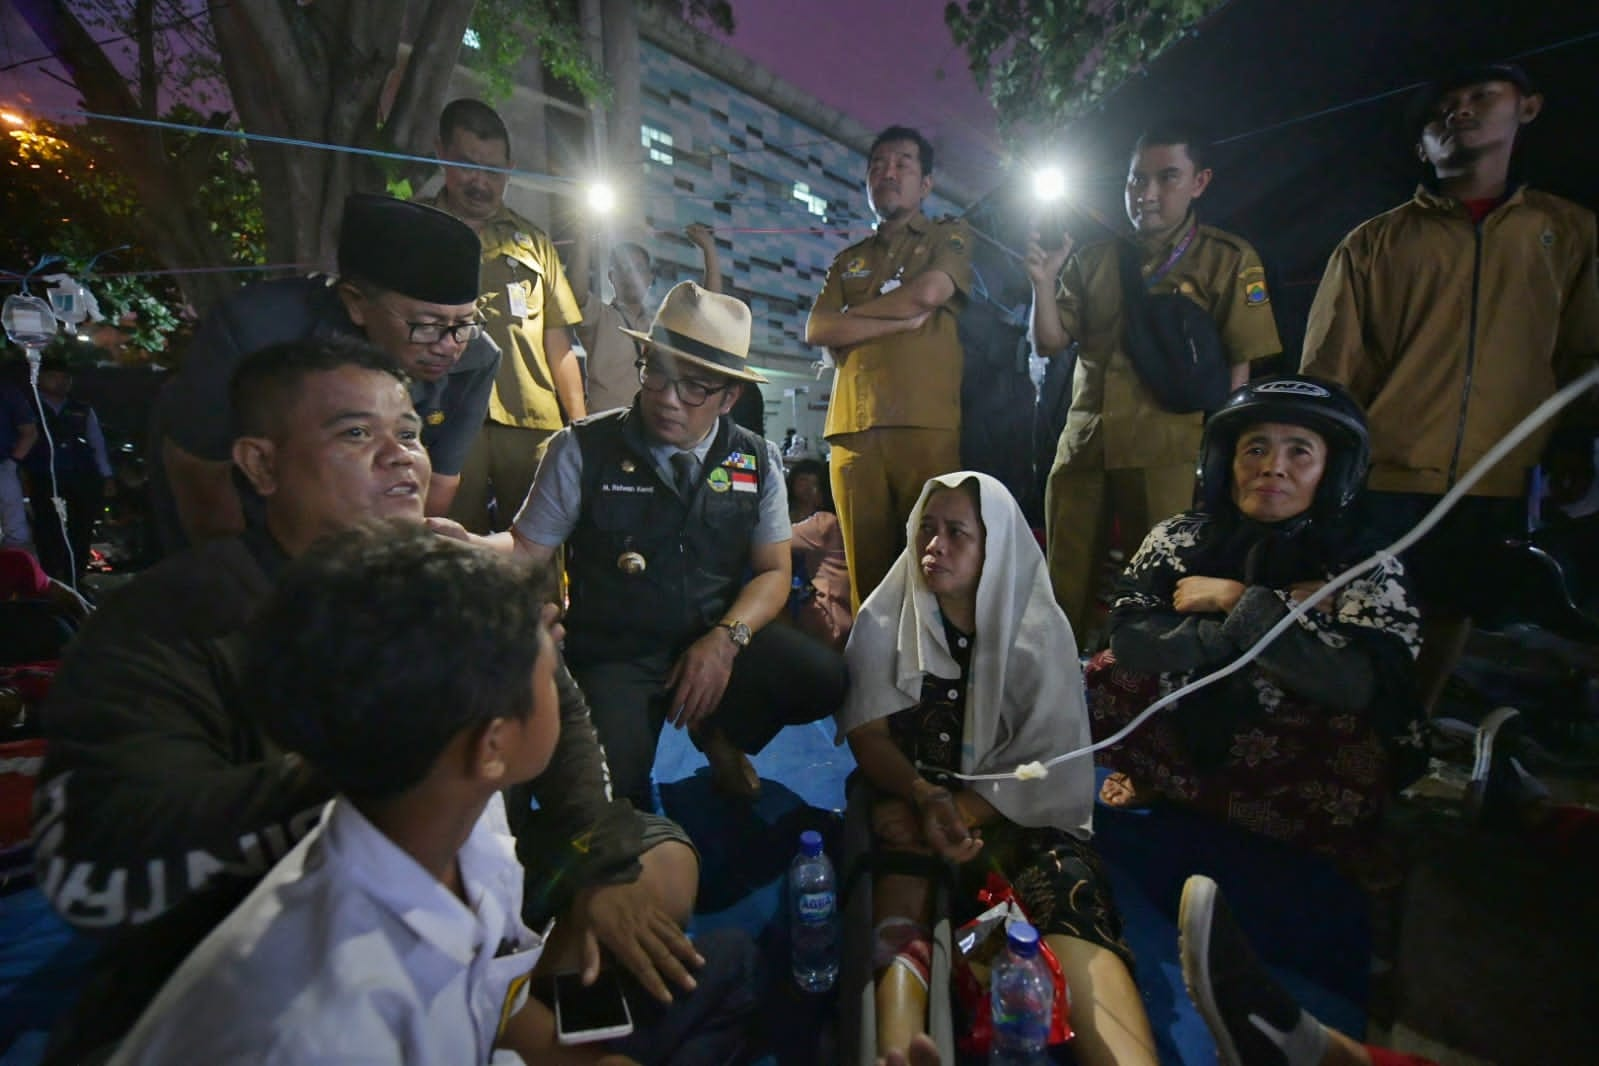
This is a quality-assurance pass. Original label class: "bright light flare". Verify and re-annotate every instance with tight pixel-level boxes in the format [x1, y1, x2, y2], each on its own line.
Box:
[1, 111, 25, 127]
[586, 181, 616, 215]
[1031, 165, 1068, 204]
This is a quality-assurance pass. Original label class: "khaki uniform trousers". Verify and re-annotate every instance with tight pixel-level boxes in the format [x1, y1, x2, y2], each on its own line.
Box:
[448, 422, 557, 534]
[829, 426, 962, 609]
[1045, 460, 1196, 639]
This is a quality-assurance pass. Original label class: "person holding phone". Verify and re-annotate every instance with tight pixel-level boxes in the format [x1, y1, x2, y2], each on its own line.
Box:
[111, 526, 759, 1065]
[108, 525, 577, 1061]
[1027, 120, 1282, 646]
[33, 338, 749, 1063]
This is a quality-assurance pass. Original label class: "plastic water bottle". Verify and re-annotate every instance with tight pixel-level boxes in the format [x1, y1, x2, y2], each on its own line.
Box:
[990, 921, 1053, 1064]
[789, 829, 838, 992]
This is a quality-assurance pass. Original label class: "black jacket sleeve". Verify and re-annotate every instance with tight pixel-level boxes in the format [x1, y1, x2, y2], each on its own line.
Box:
[426, 338, 500, 476]
[159, 280, 325, 461]
[1109, 610, 1237, 675]
[31, 546, 331, 935]
[1219, 586, 1375, 710]
[1110, 586, 1375, 710]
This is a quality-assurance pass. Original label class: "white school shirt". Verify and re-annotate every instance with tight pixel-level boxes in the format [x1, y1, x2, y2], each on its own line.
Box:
[111, 793, 545, 1065]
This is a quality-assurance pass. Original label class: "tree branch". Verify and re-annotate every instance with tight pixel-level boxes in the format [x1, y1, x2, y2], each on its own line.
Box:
[207, 0, 320, 131]
[386, 0, 476, 157]
[14, 1, 236, 309]
[135, 0, 158, 117]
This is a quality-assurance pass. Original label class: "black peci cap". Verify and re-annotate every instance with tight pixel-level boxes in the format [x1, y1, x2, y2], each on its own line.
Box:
[336, 194, 482, 306]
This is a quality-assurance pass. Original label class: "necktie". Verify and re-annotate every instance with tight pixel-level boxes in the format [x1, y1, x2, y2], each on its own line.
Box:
[671, 452, 697, 498]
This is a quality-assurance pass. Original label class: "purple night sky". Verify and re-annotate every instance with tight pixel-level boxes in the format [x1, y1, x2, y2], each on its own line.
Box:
[0, 3, 1004, 197]
[712, 2, 1004, 195]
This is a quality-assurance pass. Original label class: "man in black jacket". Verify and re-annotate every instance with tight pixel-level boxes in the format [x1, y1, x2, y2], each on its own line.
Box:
[441, 282, 847, 809]
[151, 194, 500, 552]
[32, 335, 716, 1062]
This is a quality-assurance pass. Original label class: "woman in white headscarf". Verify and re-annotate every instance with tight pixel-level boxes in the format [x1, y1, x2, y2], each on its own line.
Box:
[840, 472, 1155, 1066]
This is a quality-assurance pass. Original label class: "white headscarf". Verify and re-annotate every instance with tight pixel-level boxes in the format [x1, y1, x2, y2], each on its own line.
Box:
[838, 472, 1095, 839]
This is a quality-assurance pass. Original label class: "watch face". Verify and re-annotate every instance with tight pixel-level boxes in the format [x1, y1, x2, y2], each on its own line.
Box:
[728, 621, 751, 646]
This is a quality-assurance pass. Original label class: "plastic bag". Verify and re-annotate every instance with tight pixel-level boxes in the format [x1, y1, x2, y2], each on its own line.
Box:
[952, 871, 1072, 1055]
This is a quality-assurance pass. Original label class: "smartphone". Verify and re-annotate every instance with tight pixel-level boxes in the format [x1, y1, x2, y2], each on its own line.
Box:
[554, 970, 634, 1045]
[1036, 205, 1068, 251]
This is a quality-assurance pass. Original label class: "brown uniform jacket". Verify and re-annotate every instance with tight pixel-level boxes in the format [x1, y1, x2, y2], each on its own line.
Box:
[422, 196, 581, 431]
[1054, 217, 1281, 471]
[1301, 185, 1599, 497]
[813, 212, 974, 437]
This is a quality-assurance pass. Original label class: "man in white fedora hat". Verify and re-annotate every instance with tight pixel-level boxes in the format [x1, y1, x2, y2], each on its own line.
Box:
[438, 281, 847, 808]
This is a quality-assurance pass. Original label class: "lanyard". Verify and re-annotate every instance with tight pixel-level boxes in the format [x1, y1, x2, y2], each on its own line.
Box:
[1144, 222, 1198, 290]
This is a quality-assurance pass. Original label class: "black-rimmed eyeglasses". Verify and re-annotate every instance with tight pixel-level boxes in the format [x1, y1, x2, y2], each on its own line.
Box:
[636, 360, 730, 407]
[378, 304, 484, 346]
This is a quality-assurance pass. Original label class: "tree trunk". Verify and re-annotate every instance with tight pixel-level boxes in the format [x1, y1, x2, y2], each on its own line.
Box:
[602, 0, 642, 169]
[20, 0, 482, 307]
[208, 0, 475, 272]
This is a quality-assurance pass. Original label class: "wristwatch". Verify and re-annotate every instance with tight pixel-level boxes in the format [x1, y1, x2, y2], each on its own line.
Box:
[717, 619, 752, 650]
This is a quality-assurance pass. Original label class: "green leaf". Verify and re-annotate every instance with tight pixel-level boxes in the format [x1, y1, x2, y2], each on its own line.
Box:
[948, 0, 1228, 132]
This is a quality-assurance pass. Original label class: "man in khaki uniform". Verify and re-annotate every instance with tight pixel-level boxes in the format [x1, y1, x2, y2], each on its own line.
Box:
[807, 125, 973, 607]
[1302, 64, 1599, 715]
[425, 98, 584, 533]
[1030, 122, 1281, 639]
[568, 222, 726, 415]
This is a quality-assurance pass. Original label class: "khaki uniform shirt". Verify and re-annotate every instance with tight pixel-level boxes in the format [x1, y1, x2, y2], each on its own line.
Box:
[812, 212, 974, 438]
[578, 290, 646, 416]
[1302, 186, 1599, 497]
[422, 196, 581, 431]
[1054, 218, 1281, 471]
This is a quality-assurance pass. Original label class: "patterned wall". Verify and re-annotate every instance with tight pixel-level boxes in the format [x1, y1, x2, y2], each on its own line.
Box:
[631, 41, 960, 370]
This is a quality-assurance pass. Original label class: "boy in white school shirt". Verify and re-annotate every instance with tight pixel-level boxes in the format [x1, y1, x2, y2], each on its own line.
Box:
[110, 523, 632, 1064]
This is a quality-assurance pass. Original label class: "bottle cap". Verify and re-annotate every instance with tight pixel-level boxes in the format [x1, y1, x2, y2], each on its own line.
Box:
[1006, 920, 1041, 957]
[799, 829, 823, 857]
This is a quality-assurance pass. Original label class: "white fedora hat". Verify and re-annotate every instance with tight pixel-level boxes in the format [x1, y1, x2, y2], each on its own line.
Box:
[619, 281, 767, 384]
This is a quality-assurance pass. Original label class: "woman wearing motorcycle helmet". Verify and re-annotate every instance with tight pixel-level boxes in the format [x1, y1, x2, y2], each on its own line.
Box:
[1087, 376, 1426, 863]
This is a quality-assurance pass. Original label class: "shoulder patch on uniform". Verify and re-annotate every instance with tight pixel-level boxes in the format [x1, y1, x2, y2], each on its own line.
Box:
[835, 235, 873, 258]
[1197, 225, 1253, 255]
[841, 256, 870, 280]
[946, 233, 967, 253]
[1244, 279, 1270, 306]
[1238, 265, 1266, 279]
[426, 411, 446, 426]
